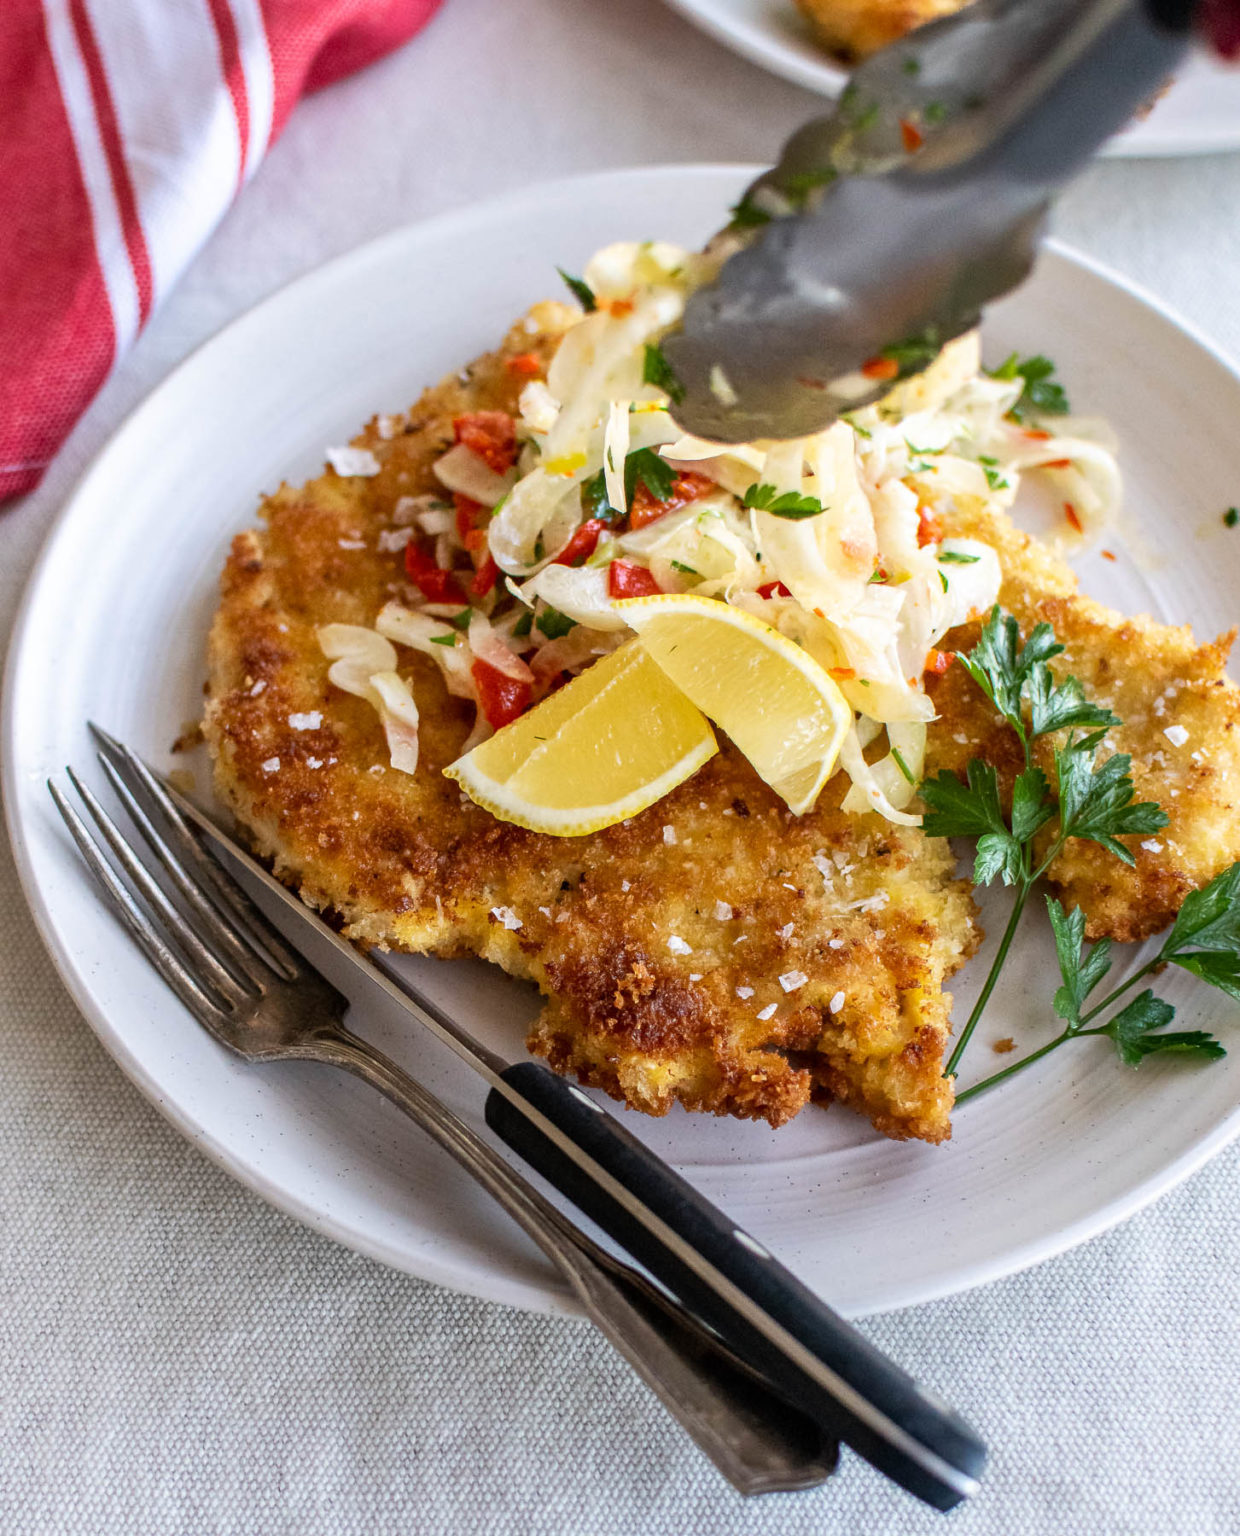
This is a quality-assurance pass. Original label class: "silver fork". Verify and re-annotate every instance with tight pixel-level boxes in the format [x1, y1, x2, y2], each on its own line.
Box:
[48, 729, 836, 1497]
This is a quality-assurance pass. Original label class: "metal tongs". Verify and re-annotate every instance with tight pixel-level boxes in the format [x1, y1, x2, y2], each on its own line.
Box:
[665, 0, 1197, 441]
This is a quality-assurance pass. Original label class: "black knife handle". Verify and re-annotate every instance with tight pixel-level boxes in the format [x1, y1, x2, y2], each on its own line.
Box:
[485, 1062, 986, 1510]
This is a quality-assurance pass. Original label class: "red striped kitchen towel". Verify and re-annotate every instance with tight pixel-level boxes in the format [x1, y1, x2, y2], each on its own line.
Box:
[0, 0, 442, 503]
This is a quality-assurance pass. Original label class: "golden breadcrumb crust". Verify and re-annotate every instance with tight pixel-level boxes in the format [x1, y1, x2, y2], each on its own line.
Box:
[928, 501, 1240, 942]
[792, 0, 970, 61]
[204, 307, 1240, 1142]
[204, 309, 976, 1142]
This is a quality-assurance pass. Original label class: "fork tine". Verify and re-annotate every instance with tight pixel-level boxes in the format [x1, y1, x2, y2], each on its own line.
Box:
[94, 749, 272, 990]
[88, 723, 300, 981]
[50, 779, 229, 1022]
[64, 767, 254, 1007]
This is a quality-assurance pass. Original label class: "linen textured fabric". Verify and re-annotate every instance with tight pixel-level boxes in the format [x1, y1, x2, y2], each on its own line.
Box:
[0, 0, 440, 503]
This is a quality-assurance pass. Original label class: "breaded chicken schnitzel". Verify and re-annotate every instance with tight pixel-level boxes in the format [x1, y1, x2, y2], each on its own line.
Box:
[204, 301, 1240, 1144]
[205, 309, 978, 1142]
[928, 502, 1240, 943]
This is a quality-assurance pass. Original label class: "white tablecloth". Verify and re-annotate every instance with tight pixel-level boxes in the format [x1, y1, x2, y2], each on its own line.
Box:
[4, 1, 1240, 1529]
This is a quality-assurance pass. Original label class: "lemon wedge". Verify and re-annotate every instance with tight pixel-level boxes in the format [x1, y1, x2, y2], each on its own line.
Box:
[614, 594, 851, 814]
[444, 640, 717, 835]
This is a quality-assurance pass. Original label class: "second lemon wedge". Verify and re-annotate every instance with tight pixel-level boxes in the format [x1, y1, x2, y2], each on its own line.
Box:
[614, 594, 851, 814]
[444, 640, 717, 835]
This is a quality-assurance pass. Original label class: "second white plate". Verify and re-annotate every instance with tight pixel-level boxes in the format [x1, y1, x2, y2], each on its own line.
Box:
[7, 165, 1240, 1318]
[665, 0, 1240, 157]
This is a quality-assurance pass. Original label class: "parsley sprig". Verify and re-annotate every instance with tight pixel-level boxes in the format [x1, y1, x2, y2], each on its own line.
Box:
[557, 268, 596, 312]
[642, 343, 685, 405]
[955, 883, 1230, 1103]
[742, 482, 824, 519]
[580, 447, 677, 521]
[988, 353, 1070, 423]
[922, 606, 1167, 1077]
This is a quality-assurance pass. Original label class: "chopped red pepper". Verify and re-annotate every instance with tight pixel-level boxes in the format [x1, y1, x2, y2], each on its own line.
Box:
[925, 648, 954, 675]
[861, 356, 900, 382]
[472, 657, 531, 729]
[1101, 548, 1117, 563]
[471, 551, 500, 597]
[405, 545, 467, 604]
[900, 117, 924, 153]
[453, 411, 518, 473]
[454, 492, 484, 542]
[506, 352, 543, 377]
[1024, 428, 1052, 441]
[829, 666, 856, 681]
[1064, 502, 1083, 533]
[629, 470, 717, 530]
[553, 518, 607, 567]
[757, 580, 792, 599]
[1041, 458, 1072, 470]
[607, 560, 661, 599]
[916, 506, 943, 547]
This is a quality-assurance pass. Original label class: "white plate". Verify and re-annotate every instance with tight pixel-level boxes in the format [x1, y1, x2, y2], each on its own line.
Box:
[665, 0, 1240, 157]
[7, 165, 1240, 1319]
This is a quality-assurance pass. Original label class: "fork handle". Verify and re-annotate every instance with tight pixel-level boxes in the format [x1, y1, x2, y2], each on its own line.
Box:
[310, 1029, 835, 1494]
[485, 1062, 985, 1511]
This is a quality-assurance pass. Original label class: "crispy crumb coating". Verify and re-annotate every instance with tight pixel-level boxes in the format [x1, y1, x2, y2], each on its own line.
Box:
[203, 310, 977, 1142]
[792, 0, 971, 60]
[927, 501, 1240, 943]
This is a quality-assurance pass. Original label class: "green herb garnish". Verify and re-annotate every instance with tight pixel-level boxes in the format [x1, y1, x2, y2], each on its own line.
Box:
[938, 550, 980, 565]
[429, 632, 456, 647]
[880, 328, 943, 381]
[643, 343, 685, 405]
[625, 446, 677, 504]
[977, 453, 1010, 491]
[536, 606, 577, 640]
[742, 482, 823, 519]
[890, 746, 915, 785]
[1225, 507, 1239, 529]
[557, 267, 596, 312]
[448, 606, 473, 631]
[728, 193, 771, 229]
[671, 560, 700, 575]
[989, 353, 1070, 422]
[782, 166, 837, 206]
[512, 609, 533, 638]
[921, 605, 1173, 1083]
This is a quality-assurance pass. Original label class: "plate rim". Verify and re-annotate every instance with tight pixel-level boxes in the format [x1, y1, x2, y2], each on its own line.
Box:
[7, 162, 1240, 1319]
[660, 0, 1240, 158]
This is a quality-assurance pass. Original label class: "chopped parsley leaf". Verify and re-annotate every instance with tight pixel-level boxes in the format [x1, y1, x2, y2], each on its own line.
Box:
[557, 268, 596, 312]
[643, 343, 685, 405]
[742, 482, 823, 519]
[625, 446, 677, 505]
[938, 550, 980, 564]
[536, 606, 577, 640]
[989, 352, 1070, 422]
[890, 746, 915, 784]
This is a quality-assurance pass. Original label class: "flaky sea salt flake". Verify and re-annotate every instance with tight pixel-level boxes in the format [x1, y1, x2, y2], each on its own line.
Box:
[326, 445, 382, 478]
